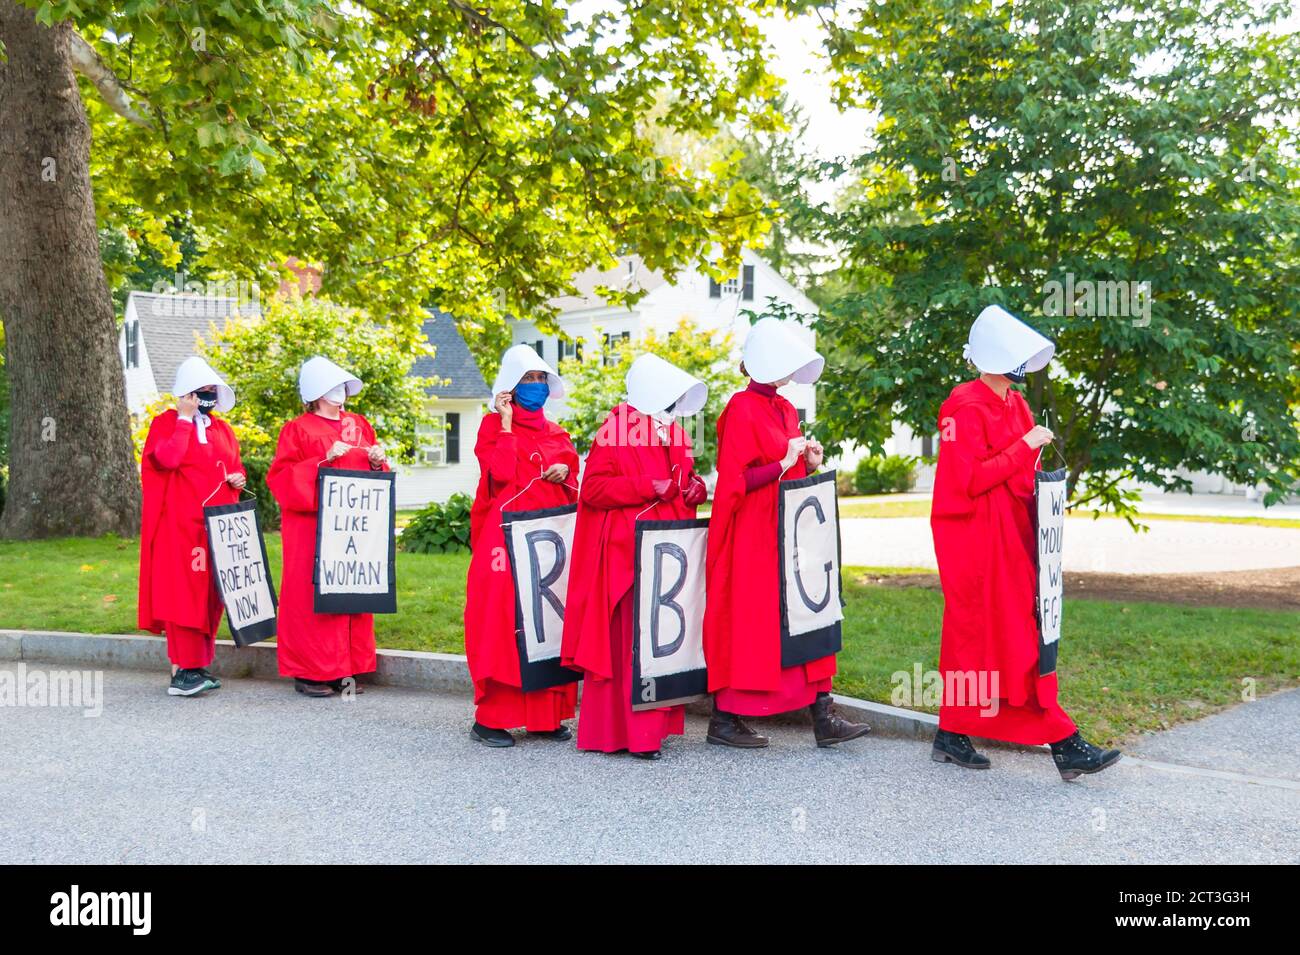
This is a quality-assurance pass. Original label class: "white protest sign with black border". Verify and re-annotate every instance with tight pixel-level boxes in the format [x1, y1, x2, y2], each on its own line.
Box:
[778, 469, 844, 667]
[204, 499, 277, 645]
[1035, 467, 1068, 676]
[631, 518, 709, 711]
[313, 468, 397, 614]
[501, 503, 582, 692]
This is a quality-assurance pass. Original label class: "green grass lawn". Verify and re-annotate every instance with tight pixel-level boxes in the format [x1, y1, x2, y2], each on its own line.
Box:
[2, 536, 1296, 746]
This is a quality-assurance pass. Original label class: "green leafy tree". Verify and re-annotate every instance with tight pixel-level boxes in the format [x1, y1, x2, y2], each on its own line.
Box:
[200, 295, 435, 463]
[0, 0, 790, 538]
[558, 319, 743, 473]
[811, 0, 1300, 518]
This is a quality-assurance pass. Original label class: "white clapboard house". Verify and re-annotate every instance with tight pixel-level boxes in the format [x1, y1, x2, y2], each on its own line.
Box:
[510, 250, 820, 425]
[117, 292, 491, 506]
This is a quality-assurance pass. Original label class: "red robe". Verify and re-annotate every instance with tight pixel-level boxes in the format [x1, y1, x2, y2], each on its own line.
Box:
[562, 404, 697, 751]
[138, 410, 243, 640]
[703, 384, 836, 715]
[464, 406, 580, 730]
[930, 379, 1076, 745]
[267, 411, 390, 682]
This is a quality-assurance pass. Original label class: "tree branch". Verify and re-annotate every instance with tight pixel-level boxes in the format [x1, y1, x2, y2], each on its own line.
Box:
[67, 31, 153, 130]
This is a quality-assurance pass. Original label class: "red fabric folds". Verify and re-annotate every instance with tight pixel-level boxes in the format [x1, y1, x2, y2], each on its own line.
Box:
[930, 379, 1076, 745]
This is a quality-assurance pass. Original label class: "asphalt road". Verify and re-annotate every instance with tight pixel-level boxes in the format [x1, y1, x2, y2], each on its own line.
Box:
[2, 666, 1296, 864]
[841, 516, 1300, 574]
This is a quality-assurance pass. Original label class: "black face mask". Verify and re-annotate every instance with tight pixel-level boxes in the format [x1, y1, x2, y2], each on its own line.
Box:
[195, 389, 219, 411]
[1004, 363, 1028, 384]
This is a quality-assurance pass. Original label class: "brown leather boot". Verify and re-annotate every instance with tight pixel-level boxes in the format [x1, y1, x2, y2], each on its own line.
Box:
[706, 702, 769, 748]
[810, 693, 871, 747]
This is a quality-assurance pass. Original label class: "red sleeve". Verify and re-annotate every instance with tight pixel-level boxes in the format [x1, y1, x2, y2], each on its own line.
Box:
[148, 416, 194, 470]
[579, 433, 655, 509]
[950, 405, 1035, 498]
[266, 419, 321, 513]
[743, 460, 783, 492]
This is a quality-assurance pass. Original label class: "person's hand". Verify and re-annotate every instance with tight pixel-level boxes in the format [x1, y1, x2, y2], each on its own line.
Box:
[543, 463, 569, 484]
[226, 471, 247, 490]
[682, 475, 707, 507]
[781, 436, 808, 471]
[1022, 426, 1055, 450]
[176, 392, 200, 419]
[494, 391, 513, 430]
[803, 439, 824, 471]
[326, 440, 351, 462]
[367, 444, 387, 468]
[650, 478, 680, 503]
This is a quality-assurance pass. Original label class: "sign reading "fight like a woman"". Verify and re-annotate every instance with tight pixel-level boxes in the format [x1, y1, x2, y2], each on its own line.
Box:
[314, 468, 398, 614]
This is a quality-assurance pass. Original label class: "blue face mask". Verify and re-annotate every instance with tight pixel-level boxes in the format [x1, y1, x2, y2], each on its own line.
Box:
[513, 381, 549, 411]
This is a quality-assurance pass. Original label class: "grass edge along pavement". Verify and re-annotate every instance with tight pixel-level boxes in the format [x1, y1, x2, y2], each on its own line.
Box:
[2, 535, 1297, 747]
[838, 494, 1300, 527]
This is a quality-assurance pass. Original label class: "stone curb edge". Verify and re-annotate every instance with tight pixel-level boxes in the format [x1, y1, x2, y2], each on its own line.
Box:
[0, 629, 938, 740]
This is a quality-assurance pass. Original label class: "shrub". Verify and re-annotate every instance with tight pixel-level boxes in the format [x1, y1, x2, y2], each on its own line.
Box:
[835, 469, 856, 497]
[399, 493, 473, 554]
[853, 454, 916, 495]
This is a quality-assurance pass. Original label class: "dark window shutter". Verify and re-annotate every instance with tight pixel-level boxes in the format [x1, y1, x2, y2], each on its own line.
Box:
[446, 413, 461, 464]
[125, 321, 139, 368]
[742, 265, 755, 301]
[709, 278, 721, 298]
[922, 434, 934, 458]
[532, 339, 544, 360]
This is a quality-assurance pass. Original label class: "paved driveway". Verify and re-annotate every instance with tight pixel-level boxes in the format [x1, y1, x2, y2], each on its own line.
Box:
[841, 517, 1300, 574]
[3, 666, 1295, 864]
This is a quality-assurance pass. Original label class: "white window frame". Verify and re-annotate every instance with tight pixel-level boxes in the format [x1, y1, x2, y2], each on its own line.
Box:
[417, 412, 449, 467]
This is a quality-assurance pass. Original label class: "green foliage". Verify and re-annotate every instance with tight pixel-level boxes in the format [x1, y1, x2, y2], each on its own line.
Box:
[813, 0, 1300, 519]
[239, 455, 280, 533]
[201, 295, 435, 463]
[852, 455, 916, 495]
[398, 493, 473, 554]
[37, 0, 788, 337]
[557, 319, 743, 473]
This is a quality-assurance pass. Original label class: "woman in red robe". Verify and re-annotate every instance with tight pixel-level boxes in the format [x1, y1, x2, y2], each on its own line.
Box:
[464, 344, 581, 747]
[138, 356, 246, 697]
[562, 354, 709, 760]
[268, 356, 390, 698]
[704, 318, 870, 749]
[931, 305, 1120, 780]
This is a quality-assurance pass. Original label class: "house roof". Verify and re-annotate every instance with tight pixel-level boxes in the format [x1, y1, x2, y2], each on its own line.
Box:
[413, 309, 491, 399]
[547, 254, 669, 312]
[127, 291, 254, 394]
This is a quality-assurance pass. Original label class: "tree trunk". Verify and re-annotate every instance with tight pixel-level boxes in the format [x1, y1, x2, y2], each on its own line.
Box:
[0, 3, 141, 538]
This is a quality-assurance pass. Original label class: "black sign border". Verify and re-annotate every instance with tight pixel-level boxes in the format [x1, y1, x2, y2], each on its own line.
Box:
[777, 468, 844, 667]
[1034, 467, 1069, 677]
[313, 468, 398, 615]
[501, 503, 583, 692]
[630, 517, 710, 711]
[204, 498, 278, 646]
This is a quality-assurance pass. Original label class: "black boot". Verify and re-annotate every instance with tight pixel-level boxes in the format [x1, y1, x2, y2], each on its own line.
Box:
[931, 729, 991, 769]
[706, 701, 769, 748]
[1049, 732, 1122, 780]
[294, 678, 334, 698]
[810, 693, 871, 748]
[469, 722, 516, 748]
[631, 749, 661, 760]
[527, 726, 572, 741]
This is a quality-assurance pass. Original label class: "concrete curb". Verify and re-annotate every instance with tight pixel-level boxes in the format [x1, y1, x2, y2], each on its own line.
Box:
[0, 629, 933, 739]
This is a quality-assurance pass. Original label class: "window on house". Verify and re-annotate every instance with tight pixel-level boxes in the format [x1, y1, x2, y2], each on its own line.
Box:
[124, 321, 140, 369]
[603, 331, 630, 366]
[722, 276, 741, 295]
[417, 412, 453, 466]
[559, 338, 583, 362]
[742, 264, 755, 301]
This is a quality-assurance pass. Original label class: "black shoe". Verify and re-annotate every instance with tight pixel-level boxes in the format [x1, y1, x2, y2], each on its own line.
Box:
[931, 729, 991, 769]
[631, 749, 661, 760]
[528, 726, 572, 741]
[470, 722, 515, 748]
[706, 702, 769, 748]
[168, 668, 216, 697]
[1050, 732, 1122, 781]
[294, 678, 335, 698]
[329, 676, 366, 695]
[198, 668, 221, 690]
[810, 693, 871, 747]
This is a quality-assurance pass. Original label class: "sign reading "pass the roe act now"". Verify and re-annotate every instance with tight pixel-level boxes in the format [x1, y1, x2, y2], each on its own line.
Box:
[313, 468, 397, 614]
